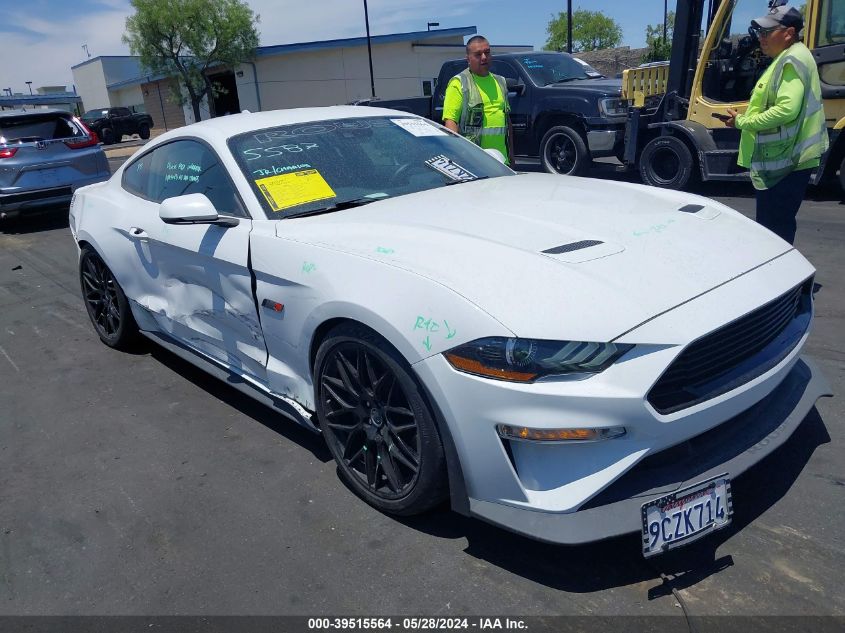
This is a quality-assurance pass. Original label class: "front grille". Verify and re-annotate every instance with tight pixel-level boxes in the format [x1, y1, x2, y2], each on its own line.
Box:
[647, 278, 812, 414]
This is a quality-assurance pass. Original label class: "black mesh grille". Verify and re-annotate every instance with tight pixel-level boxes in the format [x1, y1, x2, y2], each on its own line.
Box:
[647, 279, 812, 414]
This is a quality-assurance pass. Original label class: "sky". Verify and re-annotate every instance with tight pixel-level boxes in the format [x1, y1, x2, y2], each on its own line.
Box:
[0, 0, 679, 94]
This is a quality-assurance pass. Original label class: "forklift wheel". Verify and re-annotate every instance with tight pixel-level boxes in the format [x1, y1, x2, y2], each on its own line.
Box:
[639, 135, 698, 190]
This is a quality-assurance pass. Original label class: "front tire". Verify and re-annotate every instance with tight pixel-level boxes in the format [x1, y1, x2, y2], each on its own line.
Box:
[314, 323, 448, 515]
[100, 127, 115, 145]
[639, 135, 698, 190]
[540, 125, 591, 176]
[138, 123, 151, 140]
[79, 247, 138, 349]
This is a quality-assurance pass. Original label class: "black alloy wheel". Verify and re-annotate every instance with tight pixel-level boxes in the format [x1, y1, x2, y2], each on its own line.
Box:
[79, 247, 138, 349]
[100, 127, 115, 145]
[540, 125, 590, 176]
[315, 323, 447, 515]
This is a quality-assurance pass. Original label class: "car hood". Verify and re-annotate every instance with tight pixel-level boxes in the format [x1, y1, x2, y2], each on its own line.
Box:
[545, 78, 622, 95]
[275, 174, 792, 341]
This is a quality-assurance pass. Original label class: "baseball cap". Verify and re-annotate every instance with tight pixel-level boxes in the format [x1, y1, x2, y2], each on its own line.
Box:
[751, 5, 804, 31]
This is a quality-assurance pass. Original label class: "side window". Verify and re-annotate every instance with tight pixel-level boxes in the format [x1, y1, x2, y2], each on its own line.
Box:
[114, 107, 131, 117]
[146, 140, 245, 216]
[122, 152, 154, 198]
[491, 61, 519, 82]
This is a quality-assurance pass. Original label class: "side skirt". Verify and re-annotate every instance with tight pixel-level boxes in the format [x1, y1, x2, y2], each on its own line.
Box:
[139, 329, 319, 433]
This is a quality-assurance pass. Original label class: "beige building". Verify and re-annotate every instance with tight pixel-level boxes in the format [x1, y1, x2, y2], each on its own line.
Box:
[235, 27, 531, 113]
[69, 27, 531, 133]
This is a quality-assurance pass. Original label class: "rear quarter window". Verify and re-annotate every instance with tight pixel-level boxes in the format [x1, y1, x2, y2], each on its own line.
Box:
[122, 152, 154, 198]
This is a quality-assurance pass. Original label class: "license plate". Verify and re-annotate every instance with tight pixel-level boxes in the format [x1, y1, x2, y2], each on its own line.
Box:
[641, 475, 732, 557]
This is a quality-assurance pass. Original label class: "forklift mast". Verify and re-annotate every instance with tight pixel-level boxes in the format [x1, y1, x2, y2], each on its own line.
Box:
[664, 1, 726, 120]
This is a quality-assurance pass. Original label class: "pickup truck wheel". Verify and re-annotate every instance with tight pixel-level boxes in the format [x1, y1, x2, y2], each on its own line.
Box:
[138, 123, 151, 140]
[540, 126, 590, 176]
[639, 135, 697, 190]
[100, 127, 115, 145]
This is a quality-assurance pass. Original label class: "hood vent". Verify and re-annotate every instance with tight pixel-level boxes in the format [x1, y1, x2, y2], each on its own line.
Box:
[678, 204, 705, 213]
[542, 240, 604, 255]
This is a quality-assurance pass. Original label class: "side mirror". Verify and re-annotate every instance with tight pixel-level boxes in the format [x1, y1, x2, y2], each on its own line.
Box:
[159, 193, 239, 227]
[483, 148, 507, 164]
[506, 78, 525, 95]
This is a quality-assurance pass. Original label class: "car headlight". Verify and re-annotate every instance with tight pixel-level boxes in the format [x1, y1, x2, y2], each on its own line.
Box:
[443, 337, 633, 383]
[599, 97, 628, 118]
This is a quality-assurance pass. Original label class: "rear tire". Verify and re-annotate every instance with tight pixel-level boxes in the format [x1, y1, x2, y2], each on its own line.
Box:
[138, 123, 151, 140]
[314, 323, 448, 516]
[639, 135, 698, 190]
[100, 127, 115, 145]
[79, 247, 139, 350]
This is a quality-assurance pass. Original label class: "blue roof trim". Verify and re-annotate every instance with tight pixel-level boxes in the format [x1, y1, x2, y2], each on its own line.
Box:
[0, 94, 82, 106]
[108, 73, 166, 90]
[71, 56, 140, 71]
[257, 26, 477, 57]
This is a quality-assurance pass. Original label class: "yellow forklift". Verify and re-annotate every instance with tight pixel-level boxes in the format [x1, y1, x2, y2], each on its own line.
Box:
[621, 0, 845, 190]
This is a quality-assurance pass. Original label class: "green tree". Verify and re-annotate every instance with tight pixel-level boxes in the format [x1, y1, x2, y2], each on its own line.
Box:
[642, 11, 675, 63]
[543, 8, 623, 52]
[123, 0, 260, 122]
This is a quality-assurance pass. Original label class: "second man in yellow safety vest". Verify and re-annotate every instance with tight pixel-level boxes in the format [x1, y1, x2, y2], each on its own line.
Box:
[442, 35, 514, 166]
[726, 5, 828, 245]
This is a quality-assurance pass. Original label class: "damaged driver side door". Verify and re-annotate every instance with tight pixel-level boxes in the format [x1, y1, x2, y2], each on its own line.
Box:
[139, 139, 268, 383]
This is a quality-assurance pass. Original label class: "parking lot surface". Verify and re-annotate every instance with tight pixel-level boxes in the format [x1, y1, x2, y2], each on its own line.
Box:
[1, 159, 843, 619]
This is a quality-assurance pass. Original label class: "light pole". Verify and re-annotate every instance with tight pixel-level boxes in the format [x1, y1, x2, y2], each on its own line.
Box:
[25, 81, 33, 95]
[663, 0, 668, 45]
[427, 22, 439, 31]
[363, 0, 376, 98]
[567, 0, 573, 54]
[82, 44, 90, 58]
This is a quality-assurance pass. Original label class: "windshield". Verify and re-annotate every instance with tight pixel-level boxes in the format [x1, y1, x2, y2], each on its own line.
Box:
[228, 116, 514, 217]
[518, 53, 603, 86]
[81, 110, 108, 120]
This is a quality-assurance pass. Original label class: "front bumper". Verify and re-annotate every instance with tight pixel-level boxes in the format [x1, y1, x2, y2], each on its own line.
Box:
[467, 356, 829, 544]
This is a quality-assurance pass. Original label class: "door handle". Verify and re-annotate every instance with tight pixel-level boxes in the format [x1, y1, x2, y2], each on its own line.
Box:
[129, 227, 149, 241]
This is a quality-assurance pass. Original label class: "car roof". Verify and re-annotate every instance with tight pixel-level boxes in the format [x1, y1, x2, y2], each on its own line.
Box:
[149, 105, 420, 147]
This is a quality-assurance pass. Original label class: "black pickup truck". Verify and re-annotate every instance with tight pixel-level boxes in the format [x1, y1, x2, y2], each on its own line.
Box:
[80, 107, 154, 146]
[354, 52, 627, 175]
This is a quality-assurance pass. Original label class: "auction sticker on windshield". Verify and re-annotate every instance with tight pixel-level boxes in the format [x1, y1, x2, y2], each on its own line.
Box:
[255, 169, 336, 212]
[425, 155, 477, 181]
[391, 118, 447, 137]
[641, 475, 732, 557]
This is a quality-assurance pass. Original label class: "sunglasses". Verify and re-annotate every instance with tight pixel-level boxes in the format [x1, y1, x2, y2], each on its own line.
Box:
[754, 25, 786, 37]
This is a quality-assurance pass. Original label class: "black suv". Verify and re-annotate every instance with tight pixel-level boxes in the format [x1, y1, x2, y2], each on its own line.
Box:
[81, 107, 154, 145]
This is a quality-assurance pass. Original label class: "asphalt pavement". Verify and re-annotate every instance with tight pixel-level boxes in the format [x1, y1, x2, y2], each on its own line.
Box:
[0, 157, 842, 622]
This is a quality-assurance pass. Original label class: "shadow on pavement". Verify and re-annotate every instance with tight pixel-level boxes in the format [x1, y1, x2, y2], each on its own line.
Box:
[0, 205, 70, 235]
[139, 332, 831, 593]
[147, 343, 334, 464]
[395, 407, 830, 594]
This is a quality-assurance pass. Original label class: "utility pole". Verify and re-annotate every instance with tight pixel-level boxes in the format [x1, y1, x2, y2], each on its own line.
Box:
[567, 0, 573, 53]
[663, 0, 668, 45]
[82, 44, 91, 58]
[363, 0, 376, 98]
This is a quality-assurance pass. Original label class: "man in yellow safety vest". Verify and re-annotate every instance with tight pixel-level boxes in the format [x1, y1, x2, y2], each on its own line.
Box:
[725, 4, 828, 245]
[442, 35, 514, 165]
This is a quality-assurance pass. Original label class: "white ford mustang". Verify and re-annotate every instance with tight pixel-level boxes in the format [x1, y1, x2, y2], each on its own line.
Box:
[69, 106, 829, 556]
